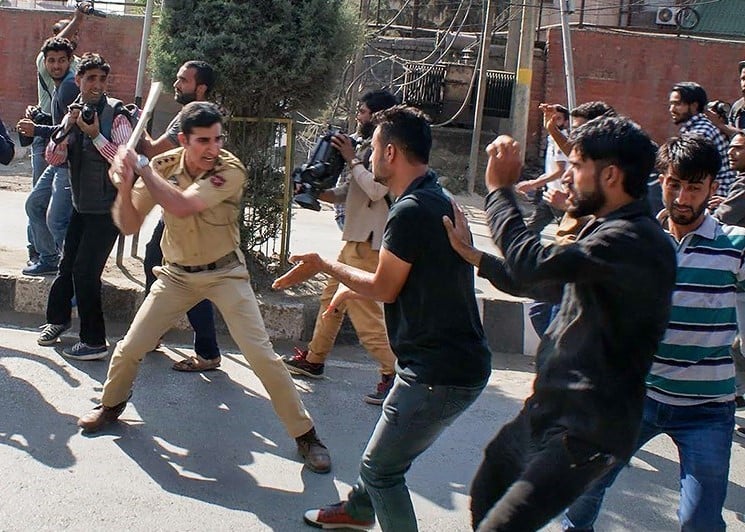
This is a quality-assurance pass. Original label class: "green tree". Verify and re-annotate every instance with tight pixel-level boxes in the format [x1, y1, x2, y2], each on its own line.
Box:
[149, 0, 359, 284]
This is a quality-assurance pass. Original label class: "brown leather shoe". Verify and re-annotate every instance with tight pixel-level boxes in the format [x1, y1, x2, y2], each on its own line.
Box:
[296, 427, 331, 474]
[78, 400, 128, 433]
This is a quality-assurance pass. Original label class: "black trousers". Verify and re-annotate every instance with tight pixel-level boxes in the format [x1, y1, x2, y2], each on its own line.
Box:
[46, 209, 119, 345]
[469, 407, 617, 532]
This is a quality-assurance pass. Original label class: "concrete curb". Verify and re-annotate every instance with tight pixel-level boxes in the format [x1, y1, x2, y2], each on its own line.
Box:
[1, 267, 532, 355]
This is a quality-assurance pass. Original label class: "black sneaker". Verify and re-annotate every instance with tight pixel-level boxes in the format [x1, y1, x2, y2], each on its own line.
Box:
[283, 348, 324, 378]
[61, 342, 108, 361]
[734, 426, 745, 441]
[363, 374, 394, 405]
[38, 322, 71, 346]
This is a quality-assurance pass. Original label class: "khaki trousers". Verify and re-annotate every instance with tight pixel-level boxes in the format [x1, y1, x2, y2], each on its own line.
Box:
[101, 261, 314, 438]
[308, 241, 396, 375]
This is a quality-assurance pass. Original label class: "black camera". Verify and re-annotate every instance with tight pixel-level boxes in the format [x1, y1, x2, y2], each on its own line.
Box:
[27, 105, 53, 126]
[69, 102, 97, 125]
[706, 100, 731, 123]
[76, 0, 107, 17]
[293, 126, 357, 211]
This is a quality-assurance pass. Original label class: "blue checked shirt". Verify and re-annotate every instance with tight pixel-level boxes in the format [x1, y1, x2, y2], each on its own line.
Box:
[679, 113, 736, 196]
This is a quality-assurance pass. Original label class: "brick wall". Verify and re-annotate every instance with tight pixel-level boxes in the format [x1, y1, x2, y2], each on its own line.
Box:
[542, 27, 745, 145]
[0, 7, 147, 126]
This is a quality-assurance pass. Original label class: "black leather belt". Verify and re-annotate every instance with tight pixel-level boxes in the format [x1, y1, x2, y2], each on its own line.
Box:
[170, 251, 239, 273]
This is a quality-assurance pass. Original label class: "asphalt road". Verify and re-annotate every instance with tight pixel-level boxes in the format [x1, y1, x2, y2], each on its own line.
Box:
[1, 313, 745, 531]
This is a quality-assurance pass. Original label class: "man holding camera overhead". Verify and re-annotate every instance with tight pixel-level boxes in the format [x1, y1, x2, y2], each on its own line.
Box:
[36, 53, 132, 361]
[283, 89, 400, 405]
[17, 37, 79, 277]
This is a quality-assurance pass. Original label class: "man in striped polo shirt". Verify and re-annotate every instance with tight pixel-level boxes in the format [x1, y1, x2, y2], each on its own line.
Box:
[563, 133, 742, 532]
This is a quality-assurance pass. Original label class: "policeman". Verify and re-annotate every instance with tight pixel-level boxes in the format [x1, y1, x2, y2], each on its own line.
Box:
[77, 101, 331, 474]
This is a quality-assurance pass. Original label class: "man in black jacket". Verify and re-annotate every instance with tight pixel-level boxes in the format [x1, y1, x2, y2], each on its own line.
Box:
[0, 113, 13, 165]
[453, 116, 677, 531]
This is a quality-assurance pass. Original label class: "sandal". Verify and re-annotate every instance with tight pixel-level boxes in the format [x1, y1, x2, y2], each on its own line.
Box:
[172, 355, 221, 372]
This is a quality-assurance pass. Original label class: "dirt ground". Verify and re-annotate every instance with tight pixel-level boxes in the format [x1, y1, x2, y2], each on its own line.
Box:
[0, 146, 33, 193]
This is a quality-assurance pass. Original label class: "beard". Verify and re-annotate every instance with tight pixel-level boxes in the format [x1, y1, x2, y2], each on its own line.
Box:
[567, 184, 606, 218]
[176, 91, 197, 105]
[357, 121, 375, 139]
[666, 198, 708, 226]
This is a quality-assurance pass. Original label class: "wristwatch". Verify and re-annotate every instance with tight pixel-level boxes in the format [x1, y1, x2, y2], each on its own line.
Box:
[135, 154, 149, 170]
[350, 157, 364, 168]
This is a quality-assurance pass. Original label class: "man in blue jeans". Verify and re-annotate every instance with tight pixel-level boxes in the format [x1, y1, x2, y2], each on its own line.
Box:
[137, 60, 221, 371]
[273, 105, 491, 531]
[563, 133, 742, 532]
[18, 37, 79, 276]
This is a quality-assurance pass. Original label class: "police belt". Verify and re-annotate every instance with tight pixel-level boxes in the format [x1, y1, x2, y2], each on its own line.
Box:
[169, 251, 240, 273]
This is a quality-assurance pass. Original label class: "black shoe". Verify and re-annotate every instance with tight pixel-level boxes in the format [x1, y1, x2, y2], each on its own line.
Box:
[735, 396, 745, 410]
[364, 373, 394, 405]
[283, 348, 324, 378]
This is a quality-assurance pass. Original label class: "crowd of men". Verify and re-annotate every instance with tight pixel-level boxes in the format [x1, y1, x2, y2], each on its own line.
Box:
[1, 5, 745, 529]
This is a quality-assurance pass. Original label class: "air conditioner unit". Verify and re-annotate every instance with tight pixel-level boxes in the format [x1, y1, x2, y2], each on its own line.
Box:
[656, 6, 681, 25]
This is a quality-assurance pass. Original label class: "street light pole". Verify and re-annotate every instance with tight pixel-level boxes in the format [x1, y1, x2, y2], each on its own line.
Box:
[134, 0, 155, 108]
[559, 0, 577, 113]
[511, 0, 538, 162]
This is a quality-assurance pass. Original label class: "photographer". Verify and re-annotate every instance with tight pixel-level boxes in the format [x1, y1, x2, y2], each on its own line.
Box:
[706, 60, 745, 139]
[283, 89, 400, 405]
[36, 53, 131, 360]
[18, 37, 79, 276]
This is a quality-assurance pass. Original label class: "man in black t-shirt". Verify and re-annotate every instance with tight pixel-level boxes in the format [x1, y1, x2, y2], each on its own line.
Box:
[273, 105, 491, 531]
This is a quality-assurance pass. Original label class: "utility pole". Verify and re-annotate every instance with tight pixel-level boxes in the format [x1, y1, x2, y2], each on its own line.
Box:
[503, 2, 521, 71]
[465, 0, 495, 194]
[511, 0, 538, 162]
[134, 0, 155, 108]
[559, 0, 577, 113]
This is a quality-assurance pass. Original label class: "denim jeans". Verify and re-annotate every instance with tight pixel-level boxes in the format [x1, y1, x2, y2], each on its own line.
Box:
[27, 136, 48, 256]
[470, 407, 617, 531]
[563, 397, 735, 532]
[46, 209, 120, 345]
[344, 375, 485, 532]
[143, 218, 220, 359]
[25, 164, 72, 266]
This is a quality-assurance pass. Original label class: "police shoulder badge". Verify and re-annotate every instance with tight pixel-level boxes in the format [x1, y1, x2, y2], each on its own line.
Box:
[210, 174, 226, 187]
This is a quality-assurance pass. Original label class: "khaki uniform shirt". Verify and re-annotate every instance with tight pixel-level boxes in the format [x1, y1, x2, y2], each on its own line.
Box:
[131, 147, 247, 266]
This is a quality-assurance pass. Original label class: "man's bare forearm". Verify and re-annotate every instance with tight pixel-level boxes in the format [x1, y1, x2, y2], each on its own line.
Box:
[321, 260, 388, 302]
[111, 189, 143, 235]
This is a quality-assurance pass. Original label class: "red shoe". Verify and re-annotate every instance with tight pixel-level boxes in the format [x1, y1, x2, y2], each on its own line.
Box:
[364, 373, 395, 405]
[303, 502, 374, 530]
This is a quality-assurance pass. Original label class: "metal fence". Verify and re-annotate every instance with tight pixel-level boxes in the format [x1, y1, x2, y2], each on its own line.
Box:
[402, 64, 447, 113]
[471, 70, 515, 118]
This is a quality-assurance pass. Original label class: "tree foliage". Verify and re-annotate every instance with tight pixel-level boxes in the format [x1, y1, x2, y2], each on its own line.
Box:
[149, 1, 359, 286]
[150, 0, 360, 117]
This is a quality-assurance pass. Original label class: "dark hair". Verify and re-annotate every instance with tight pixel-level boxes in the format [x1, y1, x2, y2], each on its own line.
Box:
[372, 104, 431, 165]
[359, 89, 400, 114]
[739, 60, 745, 74]
[568, 115, 657, 199]
[555, 105, 570, 121]
[671, 81, 708, 114]
[180, 101, 223, 135]
[570, 101, 616, 121]
[656, 133, 721, 184]
[52, 18, 71, 35]
[41, 37, 74, 59]
[182, 60, 216, 95]
[76, 53, 110, 77]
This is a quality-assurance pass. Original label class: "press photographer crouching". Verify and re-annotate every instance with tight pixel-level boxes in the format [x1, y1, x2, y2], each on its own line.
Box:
[283, 89, 403, 405]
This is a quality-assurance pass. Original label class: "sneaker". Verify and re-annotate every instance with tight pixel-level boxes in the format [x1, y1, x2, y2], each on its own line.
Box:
[22, 261, 58, 276]
[283, 348, 324, 378]
[736, 396, 745, 410]
[38, 322, 71, 346]
[363, 373, 394, 405]
[296, 427, 331, 474]
[61, 342, 108, 361]
[734, 426, 745, 440]
[303, 502, 374, 530]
